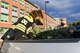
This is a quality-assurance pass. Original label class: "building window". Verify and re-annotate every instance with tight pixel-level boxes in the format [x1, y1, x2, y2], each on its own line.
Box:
[0, 27, 8, 34]
[1, 13, 8, 22]
[26, 12, 29, 15]
[26, 4, 29, 8]
[12, 6, 17, 12]
[31, 7, 35, 10]
[13, 0, 18, 2]
[12, 6, 18, 16]
[12, 16, 18, 23]
[1, 1, 8, 9]
[20, 9, 24, 15]
[20, 0, 24, 6]
[1, 1, 9, 14]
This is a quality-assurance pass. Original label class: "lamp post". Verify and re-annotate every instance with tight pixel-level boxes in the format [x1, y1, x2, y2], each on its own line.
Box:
[45, 1, 49, 29]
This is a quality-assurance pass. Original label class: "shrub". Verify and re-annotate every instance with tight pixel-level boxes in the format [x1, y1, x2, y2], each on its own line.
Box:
[35, 27, 72, 39]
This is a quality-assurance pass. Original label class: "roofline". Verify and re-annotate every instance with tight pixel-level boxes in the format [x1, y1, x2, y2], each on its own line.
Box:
[46, 13, 56, 21]
[25, 0, 38, 9]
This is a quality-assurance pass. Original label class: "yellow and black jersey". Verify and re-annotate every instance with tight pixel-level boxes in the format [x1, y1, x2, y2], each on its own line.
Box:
[1, 15, 34, 40]
[13, 15, 34, 33]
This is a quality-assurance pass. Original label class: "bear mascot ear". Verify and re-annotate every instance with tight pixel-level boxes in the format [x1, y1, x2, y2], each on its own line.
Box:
[30, 10, 43, 25]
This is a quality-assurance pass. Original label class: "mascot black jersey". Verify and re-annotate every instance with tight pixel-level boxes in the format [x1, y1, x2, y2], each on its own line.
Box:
[1, 15, 34, 40]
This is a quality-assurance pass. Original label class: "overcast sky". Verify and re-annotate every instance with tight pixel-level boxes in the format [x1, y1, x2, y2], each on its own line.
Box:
[29, 0, 80, 23]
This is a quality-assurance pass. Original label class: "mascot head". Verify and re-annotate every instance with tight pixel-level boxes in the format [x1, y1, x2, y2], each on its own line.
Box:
[30, 10, 43, 25]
